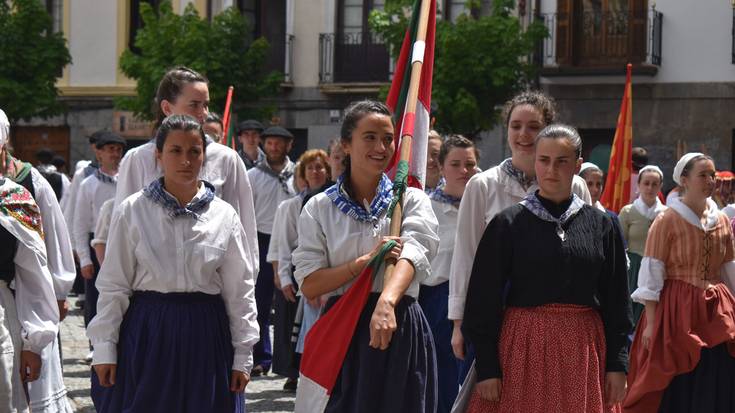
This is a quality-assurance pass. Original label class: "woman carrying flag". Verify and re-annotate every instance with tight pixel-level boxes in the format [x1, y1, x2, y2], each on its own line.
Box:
[293, 100, 439, 412]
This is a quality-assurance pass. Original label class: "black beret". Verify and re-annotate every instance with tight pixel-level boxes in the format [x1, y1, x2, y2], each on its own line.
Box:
[87, 130, 107, 145]
[261, 126, 294, 140]
[237, 119, 264, 134]
[95, 131, 127, 149]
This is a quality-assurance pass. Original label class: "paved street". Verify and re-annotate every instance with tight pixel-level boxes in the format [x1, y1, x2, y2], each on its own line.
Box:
[60, 296, 295, 412]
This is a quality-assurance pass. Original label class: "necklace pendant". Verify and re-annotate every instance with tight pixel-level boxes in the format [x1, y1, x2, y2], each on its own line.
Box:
[556, 226, 566, 241]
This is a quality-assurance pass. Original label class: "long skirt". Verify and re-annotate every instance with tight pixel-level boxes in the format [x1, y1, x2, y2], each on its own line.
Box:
[324, 293, 438, 413]
[623, 280, 735, 413]
[627, 252, 644, 325]
[419, 281, 459, 413]
[28, 334, 73, 412]
[91, 291, 244, 413]
[0, 281, 28, 413]
[466, 304, 620, 413]
[272, 291, 299, 379]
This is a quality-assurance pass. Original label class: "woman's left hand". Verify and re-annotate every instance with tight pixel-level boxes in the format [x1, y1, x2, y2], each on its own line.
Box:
[604, 371, 627, 406]
[231, 370, 250, 392]
[369, 297, 397, 350]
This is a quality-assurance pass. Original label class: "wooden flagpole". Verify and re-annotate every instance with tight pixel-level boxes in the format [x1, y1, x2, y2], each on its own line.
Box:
[384, 0, 433, 283]
[221, 85, 234, 149]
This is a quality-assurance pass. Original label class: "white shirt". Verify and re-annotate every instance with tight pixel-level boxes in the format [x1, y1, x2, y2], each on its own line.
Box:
[275, 196, 303, 288]
[447, 166, 592, 320]
[115, 140, 259, 274]
[0, 179, 59, 354]
[73, 172, 116, 267]
[30, 169, 76, 300]
[60, 162, 93, 238]
[87, 185, 259, 373]
[293, 188, 439, 299]
[423, 199, 458, 286]
[722, 204, 735, 220]
[91, 199, 114, 248]
[247, 160, 296, 234]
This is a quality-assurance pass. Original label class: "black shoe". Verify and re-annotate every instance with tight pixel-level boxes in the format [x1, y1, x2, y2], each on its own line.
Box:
[283, 377, 298, 392]
[251, 365, 267, 377]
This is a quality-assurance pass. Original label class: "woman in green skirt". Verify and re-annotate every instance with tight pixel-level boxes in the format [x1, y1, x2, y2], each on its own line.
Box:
[618, 165, 666, 324]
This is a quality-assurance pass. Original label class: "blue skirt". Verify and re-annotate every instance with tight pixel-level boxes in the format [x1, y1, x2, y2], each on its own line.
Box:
[324, 293, 438, 413]
[91, 291, 244, 413]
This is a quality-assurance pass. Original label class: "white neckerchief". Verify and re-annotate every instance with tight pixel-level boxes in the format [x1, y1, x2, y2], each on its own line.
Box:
[633, 196, 667, 221]
[593, 201, 606, 213]
[668, 196, 720, 231]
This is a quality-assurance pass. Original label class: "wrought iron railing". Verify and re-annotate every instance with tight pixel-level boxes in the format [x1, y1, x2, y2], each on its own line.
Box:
[319, 32, 391, 83]
[648, 8, 662, 66]
[732, 6, 735, 64]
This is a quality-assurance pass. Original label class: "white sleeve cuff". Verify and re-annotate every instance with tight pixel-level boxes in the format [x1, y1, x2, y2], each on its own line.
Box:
[448, 296, 466, 321]
[631, 257, 665, 304]
[91, 341, 117, 365]
[79, 256, 93, 268]
[400, 241, 430, 283]
[233, 350, 254, 374]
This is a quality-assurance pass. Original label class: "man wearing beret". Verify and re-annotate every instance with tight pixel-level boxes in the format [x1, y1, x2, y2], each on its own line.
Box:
[246, 126, 296, 376]
[237, 119, 266, 170]
[73, 132, 126, 329]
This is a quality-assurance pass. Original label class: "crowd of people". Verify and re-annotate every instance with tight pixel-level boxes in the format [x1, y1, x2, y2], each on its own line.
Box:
[0, 66, 734, 413]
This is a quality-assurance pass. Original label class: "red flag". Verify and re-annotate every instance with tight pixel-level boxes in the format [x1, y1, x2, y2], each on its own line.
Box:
[601, 64, 633, 213]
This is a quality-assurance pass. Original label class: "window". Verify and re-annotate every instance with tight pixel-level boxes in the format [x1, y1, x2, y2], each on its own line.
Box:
[237, 0, 260, 38]
[45, 0, 62, 33]
[443, 0, 467, 22]
[129, 1, 162, 54]
[556, 0, 647, 67]
[333, 0, 390, 82]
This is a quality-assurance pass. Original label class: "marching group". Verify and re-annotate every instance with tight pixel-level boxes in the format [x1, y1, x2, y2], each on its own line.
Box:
[0, 65, 734, 413]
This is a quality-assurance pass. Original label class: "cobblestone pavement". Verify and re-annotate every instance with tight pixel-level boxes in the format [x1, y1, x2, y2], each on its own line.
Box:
[60, 296, 295, 412]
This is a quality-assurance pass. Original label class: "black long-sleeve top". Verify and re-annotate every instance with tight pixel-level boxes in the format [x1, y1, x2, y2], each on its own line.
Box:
[463, 195, 633, 381]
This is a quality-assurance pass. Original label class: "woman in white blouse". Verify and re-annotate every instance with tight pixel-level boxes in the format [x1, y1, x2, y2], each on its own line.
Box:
[293, 100, 439, 412]
[87, 115, 259, 412]
[420, 134, 478, 413]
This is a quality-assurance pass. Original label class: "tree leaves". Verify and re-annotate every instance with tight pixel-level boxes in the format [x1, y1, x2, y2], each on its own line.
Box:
[116, 1, 283, 122]
[371, 0, 547, 137]
[0, 0, 71, 122]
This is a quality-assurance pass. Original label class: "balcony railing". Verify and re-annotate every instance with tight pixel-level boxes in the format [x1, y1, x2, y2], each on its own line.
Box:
[535, 7, 662, 69]
[319, 31, 391, 83]
[732, 7, 735, 64]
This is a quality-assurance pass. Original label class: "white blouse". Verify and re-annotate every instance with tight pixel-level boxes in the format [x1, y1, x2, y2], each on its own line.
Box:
[423, 199, 458, 287]
[276, 196, 303, 288]
[631, 197, 735, 303]
[0, 180, 59, 354]
[114, 140, 259, 274]
[247, 160, 296, 234]
[72, 172, 116, 268]
[91, 199, 114, 248]
[87, 185, 259, 373]
[31, 168, 76, 300]
[293, 187, 439, 299]
[448, 166, 592, 320]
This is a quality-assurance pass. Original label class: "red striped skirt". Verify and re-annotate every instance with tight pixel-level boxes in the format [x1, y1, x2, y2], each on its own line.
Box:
[467, 304, 621, 413]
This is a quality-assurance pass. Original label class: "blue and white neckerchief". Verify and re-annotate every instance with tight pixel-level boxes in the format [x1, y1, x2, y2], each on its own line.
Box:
[143, 178, 215, 220]
[425, 176, 446, 196]
[256, 158, 295, 194]
[325, 174, 393, 225]
[95, 169, 117, 185]
[430, 187, 461, 208]
[519, 192, 585, 242]
[500, 158, 535, 189]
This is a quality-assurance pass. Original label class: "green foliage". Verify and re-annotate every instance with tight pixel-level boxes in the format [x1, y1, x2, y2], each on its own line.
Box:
[0, 0, 71, 122]
[116, 1, 283, 121]
[371, 0, 547, 136]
